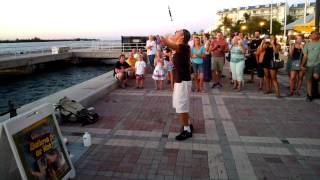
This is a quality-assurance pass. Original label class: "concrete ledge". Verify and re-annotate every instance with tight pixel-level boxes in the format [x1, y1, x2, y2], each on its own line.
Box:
[0, 53, 72, 70]
[0, 71, 117, 122]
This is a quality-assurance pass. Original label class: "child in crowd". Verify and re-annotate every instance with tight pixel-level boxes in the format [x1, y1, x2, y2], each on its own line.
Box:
[164, 48, 174, 90]
[152, 50, 166, 90]
[135, 55, 147, 89]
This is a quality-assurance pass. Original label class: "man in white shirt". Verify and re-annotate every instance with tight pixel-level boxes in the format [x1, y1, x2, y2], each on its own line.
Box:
[146, 35, 156, 69]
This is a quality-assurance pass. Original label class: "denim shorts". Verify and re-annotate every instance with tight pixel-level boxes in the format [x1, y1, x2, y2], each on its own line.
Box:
[192, 63, 204, 74]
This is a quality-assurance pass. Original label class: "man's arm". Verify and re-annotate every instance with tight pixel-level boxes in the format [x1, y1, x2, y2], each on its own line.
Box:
[160, 36, 179, 51]
[301, 45, 308, 70]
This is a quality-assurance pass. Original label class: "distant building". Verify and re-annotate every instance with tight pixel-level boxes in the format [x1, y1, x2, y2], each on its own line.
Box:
[289, 2, 316, 19]
[215, 2, 315, 31]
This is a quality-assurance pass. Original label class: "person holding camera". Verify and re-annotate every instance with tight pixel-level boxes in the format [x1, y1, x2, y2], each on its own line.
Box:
[210, 32, 228, 88]
[160, 29, 193, 141]
[262, 36, 281, 97]
[288, 34, 305, 96]
[301, 31, 320, 102]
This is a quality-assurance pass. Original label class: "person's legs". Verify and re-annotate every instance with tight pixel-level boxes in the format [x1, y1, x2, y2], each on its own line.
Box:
[257, 63, 264, 90]
[270, 69, 280, 97]
[263, 68, 271, 93]
[173, 81, 192, 140]
[236, 61, 245, 91]
[199, 73, 204, 91]
[216, 58, 224, 86]
[148, 55, 155, 69]
[289, 71, 298, 95]
[179, 113, 189, 126]
[297, 70, 305, 95]
[159, 80, 163, 90]
[154, 80, 158, 90]
[170, 72, 174, 90]
[135, 77, 139, 88]
[305, 66, 314, 100]
[230, 62, 237, 89]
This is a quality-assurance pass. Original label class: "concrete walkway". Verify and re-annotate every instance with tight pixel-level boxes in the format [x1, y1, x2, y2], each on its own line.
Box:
[61, 68, 320, 180]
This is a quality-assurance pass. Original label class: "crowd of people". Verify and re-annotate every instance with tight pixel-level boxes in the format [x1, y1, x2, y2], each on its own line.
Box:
[114, 31, 319, 101]
[113, 30, 319, 141]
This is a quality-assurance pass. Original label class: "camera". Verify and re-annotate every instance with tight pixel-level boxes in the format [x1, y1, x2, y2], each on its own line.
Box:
[290, 40, 296, 44]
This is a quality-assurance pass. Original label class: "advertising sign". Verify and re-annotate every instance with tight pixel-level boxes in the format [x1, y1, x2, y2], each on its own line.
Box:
[4, 103, 75, 180]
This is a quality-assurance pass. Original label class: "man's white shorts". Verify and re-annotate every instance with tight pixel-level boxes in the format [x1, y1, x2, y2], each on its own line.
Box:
[172, 81, 192, 113]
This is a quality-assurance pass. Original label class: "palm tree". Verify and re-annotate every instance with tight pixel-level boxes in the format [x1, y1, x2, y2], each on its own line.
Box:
[243, 12, 251, 23]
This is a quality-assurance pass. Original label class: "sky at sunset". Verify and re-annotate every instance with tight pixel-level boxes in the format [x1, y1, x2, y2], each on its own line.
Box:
[0, 0, 313, 40]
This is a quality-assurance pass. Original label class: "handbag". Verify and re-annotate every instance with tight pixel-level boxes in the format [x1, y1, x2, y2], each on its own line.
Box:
[270, 53, 284, 69]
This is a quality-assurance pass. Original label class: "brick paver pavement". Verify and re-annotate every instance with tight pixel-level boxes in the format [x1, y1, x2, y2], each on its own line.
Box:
[61, 66, 320, 180]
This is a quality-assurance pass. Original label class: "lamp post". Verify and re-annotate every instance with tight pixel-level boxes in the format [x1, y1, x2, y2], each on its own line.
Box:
[241, 25, 247, 32]
[270, 0, 273, 34]
[259, 22, 265, 33]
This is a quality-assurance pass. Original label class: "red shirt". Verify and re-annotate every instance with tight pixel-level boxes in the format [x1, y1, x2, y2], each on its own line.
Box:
[211, 39, 227, 57]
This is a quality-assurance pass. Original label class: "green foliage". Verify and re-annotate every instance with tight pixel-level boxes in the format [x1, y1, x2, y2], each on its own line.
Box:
[215, 13, 284, 35]
[243, 12, 251, 23]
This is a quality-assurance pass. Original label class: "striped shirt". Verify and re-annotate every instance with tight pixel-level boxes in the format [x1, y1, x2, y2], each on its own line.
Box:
[230, 46, 244, 63]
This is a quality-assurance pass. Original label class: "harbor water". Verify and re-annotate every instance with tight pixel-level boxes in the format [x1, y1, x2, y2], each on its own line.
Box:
[0, 62, 114, 114]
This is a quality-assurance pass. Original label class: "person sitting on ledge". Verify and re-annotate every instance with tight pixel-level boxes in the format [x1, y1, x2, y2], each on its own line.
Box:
[114, 54, 131, 88]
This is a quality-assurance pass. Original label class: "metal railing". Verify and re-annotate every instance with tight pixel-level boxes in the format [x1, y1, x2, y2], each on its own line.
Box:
[0, 41, 147, 58]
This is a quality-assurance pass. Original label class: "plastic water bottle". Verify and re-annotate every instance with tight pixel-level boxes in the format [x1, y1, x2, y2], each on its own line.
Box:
[83, 132, 92, 147]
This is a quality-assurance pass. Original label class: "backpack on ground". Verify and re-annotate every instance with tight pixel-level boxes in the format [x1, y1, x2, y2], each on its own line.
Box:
[56, 96, 99, 125]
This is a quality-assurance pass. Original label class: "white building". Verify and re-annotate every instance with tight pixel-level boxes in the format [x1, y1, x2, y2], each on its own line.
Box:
[214, 2, 315, 31]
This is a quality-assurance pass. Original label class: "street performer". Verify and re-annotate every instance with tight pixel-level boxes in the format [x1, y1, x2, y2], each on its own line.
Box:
[160, 29, 193, 141]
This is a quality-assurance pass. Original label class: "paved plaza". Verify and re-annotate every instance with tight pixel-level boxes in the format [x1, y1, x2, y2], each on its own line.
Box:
[61, 68, 320, 180]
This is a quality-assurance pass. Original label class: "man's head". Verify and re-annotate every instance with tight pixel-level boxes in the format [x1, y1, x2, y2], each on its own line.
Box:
[174, 29, 191, 45]
[310, 31, 320, 41]
[216, 32, 223, 40]
[119, 54, 126, 63]
[149, 35, 154, 41]
[254, 31, 261, 39]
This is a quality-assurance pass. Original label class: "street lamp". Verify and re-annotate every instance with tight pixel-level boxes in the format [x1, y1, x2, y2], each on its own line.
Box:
[241, 25, 247, 31]
[259, 22, 265, 33]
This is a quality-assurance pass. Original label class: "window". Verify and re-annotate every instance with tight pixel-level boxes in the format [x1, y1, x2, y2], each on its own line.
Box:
[253, 10, 256, 14]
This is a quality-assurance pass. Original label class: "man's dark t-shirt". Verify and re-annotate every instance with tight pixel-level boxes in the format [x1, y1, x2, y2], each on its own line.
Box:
[173, 44, 191, 83]
[249, 39, 262, 52]
[114, 61, 130, 76]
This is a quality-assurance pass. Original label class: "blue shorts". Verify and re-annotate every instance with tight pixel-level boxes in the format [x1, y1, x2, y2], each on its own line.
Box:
[192, 63, 204, 74]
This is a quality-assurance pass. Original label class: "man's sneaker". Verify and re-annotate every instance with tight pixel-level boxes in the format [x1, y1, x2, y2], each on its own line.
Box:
[175, 131, 192, 141]
[211, 83, 217, 88]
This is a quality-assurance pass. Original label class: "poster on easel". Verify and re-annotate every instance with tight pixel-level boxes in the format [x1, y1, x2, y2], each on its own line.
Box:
[4, 103, 75, 180]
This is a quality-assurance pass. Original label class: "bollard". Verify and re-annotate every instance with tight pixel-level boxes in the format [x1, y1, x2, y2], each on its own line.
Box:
[8, 101, 17, 118]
